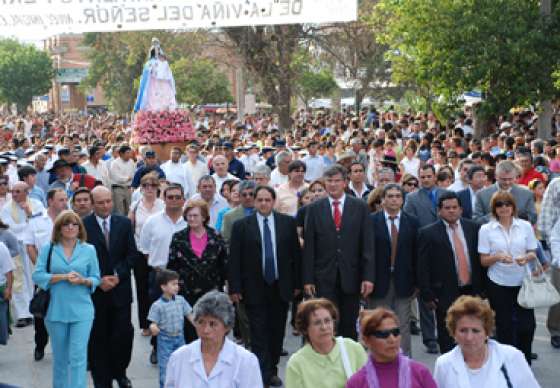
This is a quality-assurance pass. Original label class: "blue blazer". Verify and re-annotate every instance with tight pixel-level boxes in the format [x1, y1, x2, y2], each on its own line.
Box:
[32, 242, 100, 323]
[370, 211, 419, 298]
[457, 188, 473, 219]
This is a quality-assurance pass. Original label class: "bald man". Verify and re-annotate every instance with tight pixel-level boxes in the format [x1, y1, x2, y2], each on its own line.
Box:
[0, 181, 45, 327]
[211, 154, 238, 192]
[83, 186, 138, 388]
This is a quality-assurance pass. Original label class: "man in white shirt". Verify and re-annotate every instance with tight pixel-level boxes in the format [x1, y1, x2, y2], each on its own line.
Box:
[0, 181, 45, 327]
[211, 155, 238, 193]
[270, 151, 291, 188]
[302, 141, 325, 182]
[109, 145, 136, 215]
[184, 144, 209, 185]
[191, 176, 228, 229]
[448, 159, 474, 192]
[160, 147, 195, 199]
[82, 144, 109, 186]
[23, 188, 68, 361]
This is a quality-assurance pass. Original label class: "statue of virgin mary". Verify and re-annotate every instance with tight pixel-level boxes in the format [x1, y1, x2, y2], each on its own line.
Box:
[134, 38, 177, 112]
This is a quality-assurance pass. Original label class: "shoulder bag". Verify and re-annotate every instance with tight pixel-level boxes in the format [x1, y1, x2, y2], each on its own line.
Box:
[29, 243, 54, 319]
[517, 259, 560, 309]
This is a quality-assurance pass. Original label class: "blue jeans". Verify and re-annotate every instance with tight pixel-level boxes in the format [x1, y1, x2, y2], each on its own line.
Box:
[0, 298, 8, 345]
[157, 331, 185, 388]
[45, 320, 93, 388]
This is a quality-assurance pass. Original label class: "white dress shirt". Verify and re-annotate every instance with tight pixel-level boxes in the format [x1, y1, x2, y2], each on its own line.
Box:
[442, 219, 472, 282]
[161, 160, 195, 198]
[129, 198, 165, 246]
[184, 159, 209, 186]
[139, 210, 187, 268]
[256, 212, 278, 279]
[384, 211, 401, 233]
[302, 154, 325, 182]
[109, 157, 135, 186]
[449, 179, 468, 192]
[270, 168, 288, 188]
[328, 194, 346, 218]
[82, 160, 109, 186]
[211, 172, 238, 193]
[22, 212, 54, 250]
[165, 338, 263, 388]
[478, 218, 538, 286]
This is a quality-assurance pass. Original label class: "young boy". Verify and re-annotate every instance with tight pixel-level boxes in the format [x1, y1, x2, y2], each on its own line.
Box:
[148, 269, 193, 388]
[0, 241, 14, 346]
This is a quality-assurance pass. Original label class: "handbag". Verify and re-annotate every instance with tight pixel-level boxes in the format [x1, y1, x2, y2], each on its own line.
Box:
[29, 243, 54, 319]
[517, 259, 560, 309]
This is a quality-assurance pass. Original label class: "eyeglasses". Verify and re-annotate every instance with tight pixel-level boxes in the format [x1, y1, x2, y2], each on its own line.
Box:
[404, 181, 418, 187]
[142, 183, 159, 189]
[310, 317, 335, 328]
[165, 195, 183, 200]
[495, 200, 513, 208]
[370, 327, 401, 339]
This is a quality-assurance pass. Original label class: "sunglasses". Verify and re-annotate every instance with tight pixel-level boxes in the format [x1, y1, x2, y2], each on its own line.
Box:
[404, 181, 418, 187]
[370, 327, 401, 339]
[495, 200, 513, 208]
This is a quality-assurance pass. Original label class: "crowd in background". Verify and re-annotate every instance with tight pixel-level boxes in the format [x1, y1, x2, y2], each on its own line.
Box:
[0, 105, 559, 387]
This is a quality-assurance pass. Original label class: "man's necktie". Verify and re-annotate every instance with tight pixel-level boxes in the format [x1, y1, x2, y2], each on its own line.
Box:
[102, 219, 110, 248]
[333, 200, 342, 230]
[263, 218, 276, 285]
[389, 216, 399, 268]
[429, 189, 437, 209]
[450, 223, 470, 285]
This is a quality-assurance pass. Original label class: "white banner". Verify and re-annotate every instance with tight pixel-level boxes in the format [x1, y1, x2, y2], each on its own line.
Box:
[0, 0, 357, 39]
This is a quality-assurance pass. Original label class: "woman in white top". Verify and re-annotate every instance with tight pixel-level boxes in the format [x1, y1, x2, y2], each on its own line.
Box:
[128, 172, 164, 336]
[165, 291, 263, 388]
[399, 143, 421, 179]
[478, 191, 538, 364]
[434, 295, 539, 388]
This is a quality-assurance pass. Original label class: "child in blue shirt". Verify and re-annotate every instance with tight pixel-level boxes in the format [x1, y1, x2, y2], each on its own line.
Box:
[148, 269, 193, 388]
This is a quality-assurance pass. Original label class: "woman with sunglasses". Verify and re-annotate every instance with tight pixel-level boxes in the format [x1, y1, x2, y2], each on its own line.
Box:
[32, 210, 100, 388]
[400, 174, 419, 195]
[347, 307, 436, 388]
[286, 298, 367, 388]
[128, 172, 164, 336]
[478, 191, 539, 364]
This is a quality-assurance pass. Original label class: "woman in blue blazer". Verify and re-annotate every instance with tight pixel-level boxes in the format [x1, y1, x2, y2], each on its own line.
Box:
[33, 210, 100, 388]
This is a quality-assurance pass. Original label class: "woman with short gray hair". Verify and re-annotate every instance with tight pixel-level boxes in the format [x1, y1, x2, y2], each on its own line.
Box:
[165, 291, 263, 387]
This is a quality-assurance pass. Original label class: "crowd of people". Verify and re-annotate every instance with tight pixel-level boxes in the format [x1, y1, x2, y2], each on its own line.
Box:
[0, 105, 559, 388]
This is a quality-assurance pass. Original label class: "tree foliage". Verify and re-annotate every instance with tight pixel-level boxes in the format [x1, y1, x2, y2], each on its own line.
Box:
[81, 31, 206, 113]
[172, 58, 233, 105]
[0, 39, 54, 112]
[376, 0, 560, 126]
[295, 67, 338, 106]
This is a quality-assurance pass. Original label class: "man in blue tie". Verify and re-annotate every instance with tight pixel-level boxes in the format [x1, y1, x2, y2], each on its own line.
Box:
[229, 185, 301, 387]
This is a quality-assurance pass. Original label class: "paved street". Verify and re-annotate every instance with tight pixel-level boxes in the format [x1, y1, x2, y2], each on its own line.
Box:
[1, 307, 558, 387]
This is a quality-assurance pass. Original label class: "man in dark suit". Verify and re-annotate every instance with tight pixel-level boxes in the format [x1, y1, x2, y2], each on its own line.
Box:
[403, 164, 447, 353]
[418, 191, 483, 353]
[303, 164, 375, 340]
[456, 165, 487, 219]
[229, 185, 301, 387]
[368, 183, 419, 356]
[84, 186, 137, 388]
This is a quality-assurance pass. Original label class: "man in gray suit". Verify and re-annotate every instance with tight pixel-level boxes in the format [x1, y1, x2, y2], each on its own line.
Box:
[474, 160, 537, 224]
[403, 164, 447, 354]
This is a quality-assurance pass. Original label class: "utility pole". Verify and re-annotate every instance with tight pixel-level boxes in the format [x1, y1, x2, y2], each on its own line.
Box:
[538, 0, 553, 140]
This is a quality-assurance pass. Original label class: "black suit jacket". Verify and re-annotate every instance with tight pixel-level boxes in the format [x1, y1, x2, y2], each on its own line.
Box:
[457, 188, 473, 219]
[83, 214, 137, 307]
[417, 218, 483, 309]
[303, 196, 375, 295]
[228, 211, 301, 306]
[371, 211, 419, 298]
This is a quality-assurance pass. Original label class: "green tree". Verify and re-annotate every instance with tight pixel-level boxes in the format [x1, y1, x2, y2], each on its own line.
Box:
[172, 58, 233, 105]
[81, 31, 206, 113]
[0, 39, 54, 112]
[295, 68, 338, 107]
[376, 0, 560, 137]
